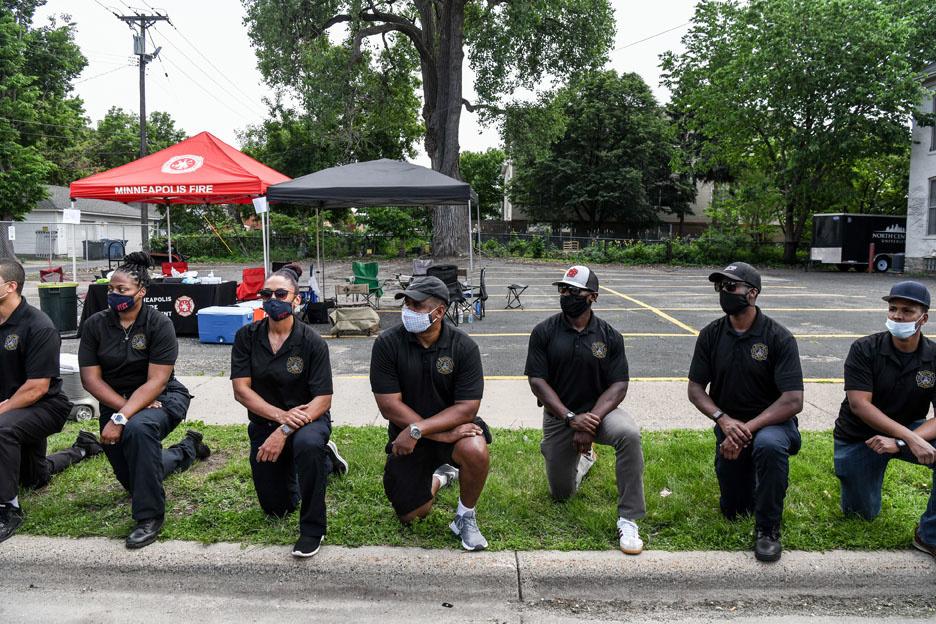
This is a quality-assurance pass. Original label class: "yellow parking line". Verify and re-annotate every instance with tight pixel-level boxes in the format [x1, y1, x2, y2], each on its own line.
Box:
[599, 286, 699, 336]
[793, 334, 863, 339]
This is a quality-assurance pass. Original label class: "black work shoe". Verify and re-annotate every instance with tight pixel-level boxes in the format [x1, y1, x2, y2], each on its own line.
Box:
[754, 526, 782, 562]
[326, 440, 348, 476]
[125, 517, 164, 549]
[913, 525, 936, 559]
[73, 430, 104, 458]
[0, 504, 25, 544]
[292, 534, 323, 558]
[184, 430, 211, 460]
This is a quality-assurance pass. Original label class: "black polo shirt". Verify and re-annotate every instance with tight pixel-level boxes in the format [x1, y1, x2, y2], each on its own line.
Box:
[370, 321, 484, 438]
[230, 318, 333, 424]
[78, 303, 177, 396]
[688, 308, 804, 422]
[0, 298, 63, 402]
[834, 331, 936, 443]
[524, 312, 629, 415]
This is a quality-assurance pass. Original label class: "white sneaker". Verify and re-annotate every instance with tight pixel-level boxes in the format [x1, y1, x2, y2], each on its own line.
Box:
[433, 464, 459, 490]
[617, 518, 643, 555]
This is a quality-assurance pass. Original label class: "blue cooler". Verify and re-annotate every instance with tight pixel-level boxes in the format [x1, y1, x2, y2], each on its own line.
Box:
[197, 306, 253, 344]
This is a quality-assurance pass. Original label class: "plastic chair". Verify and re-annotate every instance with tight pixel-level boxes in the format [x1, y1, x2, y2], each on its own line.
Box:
[161, 261, 189, 276]
[39, 267, 64, 283]
[236, 267, 266, 301]
[349, 261, 383, 308]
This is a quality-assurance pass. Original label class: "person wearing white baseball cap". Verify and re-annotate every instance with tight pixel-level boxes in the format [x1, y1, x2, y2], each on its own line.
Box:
[525, 265, 646, 555]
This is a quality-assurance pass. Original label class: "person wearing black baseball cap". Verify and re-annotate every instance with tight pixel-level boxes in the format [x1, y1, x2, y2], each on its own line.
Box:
[833, 280, 936, 559]
[525, 265, 646, 555]
[370, 276, 491, 551]
[688, 262, 804, 562]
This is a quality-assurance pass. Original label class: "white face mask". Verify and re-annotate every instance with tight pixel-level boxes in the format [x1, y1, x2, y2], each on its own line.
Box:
[401, 305, 438, 334]
[885, 317, 922, 340]
[0, 281, 12, 302]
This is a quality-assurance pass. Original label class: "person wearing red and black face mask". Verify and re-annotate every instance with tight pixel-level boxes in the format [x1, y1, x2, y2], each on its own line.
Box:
[525, 265, 646, 555]
[231, 263, 347, 559]
[688, 262, 804, 563]
[78, 252, 210, 550]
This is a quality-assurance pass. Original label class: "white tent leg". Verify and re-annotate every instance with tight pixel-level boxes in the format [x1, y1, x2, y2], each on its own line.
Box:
[476, 197, 482, 250]
[467, 201, 474, 273]
[166, 204, 172, 262]
[70, 200, 77, 282]
[261, 209, 270, 277]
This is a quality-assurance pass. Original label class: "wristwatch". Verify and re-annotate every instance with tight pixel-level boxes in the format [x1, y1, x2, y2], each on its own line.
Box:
[110, 413, 128, 426]
[279, 424, 293, 436]
[895, 438, 907, 449]
[409, 424, 422, 440]
[710, 409, 725, 422]
[564, 411, 576, 427]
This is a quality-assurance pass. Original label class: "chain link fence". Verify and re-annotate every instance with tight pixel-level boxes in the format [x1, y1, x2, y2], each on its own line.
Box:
[0, 220, 162, 264]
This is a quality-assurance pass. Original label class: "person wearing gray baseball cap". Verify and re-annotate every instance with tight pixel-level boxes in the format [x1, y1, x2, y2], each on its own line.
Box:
[833, 280, 936, 559]
[688, 261, 804, 562]
[370, 275, 492, 551]
[526, 265, 647, 555]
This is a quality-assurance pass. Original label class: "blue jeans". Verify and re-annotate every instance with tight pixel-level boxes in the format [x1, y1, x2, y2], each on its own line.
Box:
[834, 420, 936, 544]
[714, 418, 801, 529]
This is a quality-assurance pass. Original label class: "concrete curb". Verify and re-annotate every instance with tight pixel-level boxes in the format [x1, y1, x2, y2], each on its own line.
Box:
[4, 536, 935, 604]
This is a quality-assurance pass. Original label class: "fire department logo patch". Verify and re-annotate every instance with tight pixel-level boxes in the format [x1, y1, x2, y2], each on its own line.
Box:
[591, 341, 608, 359]
[286, 356, 304, 375]
[3, 334, 18, 351]
[436, 356, 455, 375]
[131, 333, 147, 350]
[751, 343, 769, 362]
[916, 370, 935, 389]
[161, 154, 204, 174]
[174, 295, 195, 317]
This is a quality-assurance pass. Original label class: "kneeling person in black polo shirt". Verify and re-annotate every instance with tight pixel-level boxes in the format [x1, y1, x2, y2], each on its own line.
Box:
[833, 281, 936, 558]
[231, 264, 347, 559]
[79, 253, 210, 549]
[0, 260, 103, 543]
[525, 265, 646, 555]
[688, 262, 804, 562]
[371, 276, 490, 551]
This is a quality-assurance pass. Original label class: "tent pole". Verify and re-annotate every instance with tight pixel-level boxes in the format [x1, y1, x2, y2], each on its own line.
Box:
[467, 202, 474, 274]
[476, 197, 482, 250]
[315, 206, 322, 299]
[70, 200, 77, 282]
[166, 203, 172, 262]
[261, 208, 269, 278]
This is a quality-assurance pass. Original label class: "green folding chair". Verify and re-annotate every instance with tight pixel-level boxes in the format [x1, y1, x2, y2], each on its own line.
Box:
[350, 261, 383, 308]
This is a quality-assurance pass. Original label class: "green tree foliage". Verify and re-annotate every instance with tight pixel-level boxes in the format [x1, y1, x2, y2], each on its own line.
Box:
[506, 70, 683, 235]
[661, 0, 936, 263]
[242, 0, 614, 256]
[459, 148, 505, 220]
[88, 107, 187, 172]
[0, 0, 85, 238]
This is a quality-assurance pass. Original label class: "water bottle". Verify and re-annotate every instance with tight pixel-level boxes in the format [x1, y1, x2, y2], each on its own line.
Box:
[474, 300, 482, 318]
[466, 309, 474, 324]
[457, 307, 464, 324]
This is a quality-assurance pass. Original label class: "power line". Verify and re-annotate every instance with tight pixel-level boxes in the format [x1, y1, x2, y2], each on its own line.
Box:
[159, 53, 264, 121]
[614, 22, 690, 51]
[76, 64, 132, 84]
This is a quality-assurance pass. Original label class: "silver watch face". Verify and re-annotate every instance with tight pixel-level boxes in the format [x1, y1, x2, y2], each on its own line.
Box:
[409, 425, 422, 440]
[111, 413, 127, 425]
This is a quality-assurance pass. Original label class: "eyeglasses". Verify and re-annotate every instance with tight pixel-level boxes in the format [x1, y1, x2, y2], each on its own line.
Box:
[259, 288, 293, 300]
[558, 285, 587, 296]
[714, 280, 749, 293]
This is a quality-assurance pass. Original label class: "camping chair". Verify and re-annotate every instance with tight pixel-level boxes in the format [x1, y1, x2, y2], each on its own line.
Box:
[161, 261, 189, 276]
[467, 268, 488, 320]
[39, 267, 64, 283]
[427, 264, 467, 326]
[349, 261, 383, 308]
[236, 267, 266, 301]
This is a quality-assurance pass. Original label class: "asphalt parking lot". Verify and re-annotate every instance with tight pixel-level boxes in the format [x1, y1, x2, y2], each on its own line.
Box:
[46, 258, 936, 382]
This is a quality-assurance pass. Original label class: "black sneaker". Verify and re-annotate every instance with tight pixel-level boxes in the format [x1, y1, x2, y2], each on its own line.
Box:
[292, 534, 323, 558]
[913, 524, 936, 559]
[754, 526, 782, 562]
[326, 440, 348, 476]
[185, 430, 211, 460]
[0, 504, 25, 544]
[73, 430, 104, 458]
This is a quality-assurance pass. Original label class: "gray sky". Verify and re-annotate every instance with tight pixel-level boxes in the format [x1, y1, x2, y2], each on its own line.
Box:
[40, 1, 699, 166]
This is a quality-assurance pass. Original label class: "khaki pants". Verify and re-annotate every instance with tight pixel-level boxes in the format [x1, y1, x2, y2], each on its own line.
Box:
[540, 407, 646, 520]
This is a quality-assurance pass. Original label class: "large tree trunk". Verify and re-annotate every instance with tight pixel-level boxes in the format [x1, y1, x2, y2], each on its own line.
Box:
[420, 0, 468, 258]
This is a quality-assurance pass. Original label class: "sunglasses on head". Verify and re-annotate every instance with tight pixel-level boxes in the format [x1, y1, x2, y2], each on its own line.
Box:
[558, 285, 587, 296]
[259, 288, 293, 300]
[715, 280, 749, 293]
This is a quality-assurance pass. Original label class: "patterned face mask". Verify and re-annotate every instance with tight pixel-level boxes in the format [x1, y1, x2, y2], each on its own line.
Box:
[401, 305, 438, 334]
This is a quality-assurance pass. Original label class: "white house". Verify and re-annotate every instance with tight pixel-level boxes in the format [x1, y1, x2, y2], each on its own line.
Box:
[903, 61, 936, 272]
[12, 185, 160, 258]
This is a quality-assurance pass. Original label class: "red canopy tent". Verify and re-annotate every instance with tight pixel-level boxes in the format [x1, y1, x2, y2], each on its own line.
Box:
[69, 131, 289, 273]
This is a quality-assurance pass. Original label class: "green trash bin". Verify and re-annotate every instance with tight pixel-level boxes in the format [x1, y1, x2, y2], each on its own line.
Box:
[38, 282, 79, 332]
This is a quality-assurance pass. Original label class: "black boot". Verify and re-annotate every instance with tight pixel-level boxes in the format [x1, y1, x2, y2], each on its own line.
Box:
[126, 516, 164, 549]
[0, 504, 25, 544]
[73, 430, 104, 458]
[754, 526, 782, 562]
[184, 430, 211, 460]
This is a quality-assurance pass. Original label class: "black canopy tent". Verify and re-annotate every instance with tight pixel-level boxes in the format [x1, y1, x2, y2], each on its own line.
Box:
[266, 158, 480, 298]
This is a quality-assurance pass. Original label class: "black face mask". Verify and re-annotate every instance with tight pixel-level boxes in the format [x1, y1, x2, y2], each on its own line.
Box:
[560, 294, 592, 318]
[719, 290, 750, 316]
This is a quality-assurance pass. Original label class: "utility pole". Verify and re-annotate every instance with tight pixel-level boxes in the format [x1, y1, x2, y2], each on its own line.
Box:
[117, 11, 168, 253]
